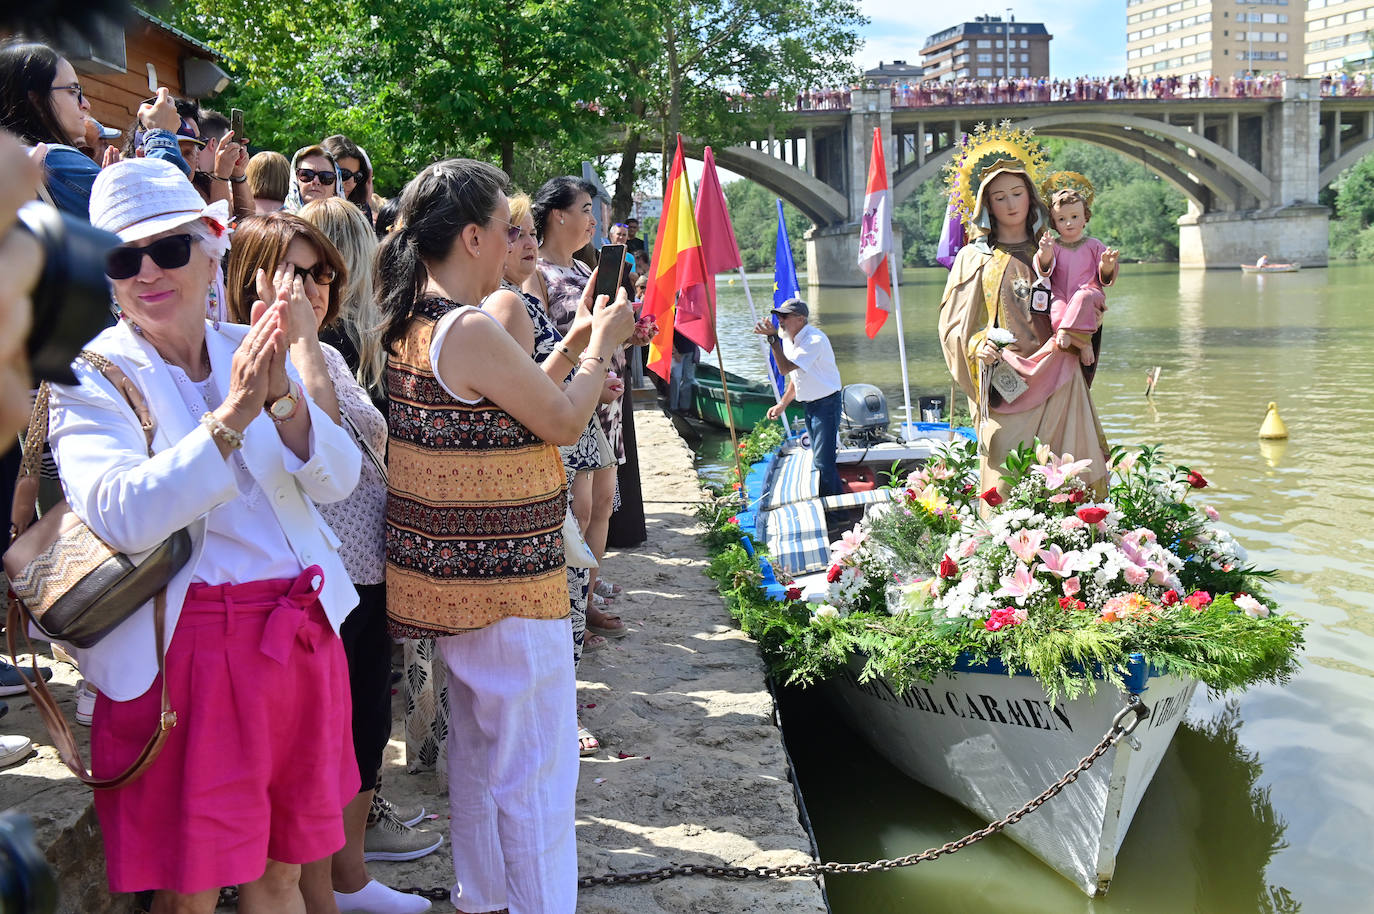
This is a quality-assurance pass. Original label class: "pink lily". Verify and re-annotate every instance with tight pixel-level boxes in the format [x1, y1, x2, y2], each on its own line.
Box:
[1036, 544, 1079, 578]
[994, 565, 1038, 604]
[1005, 529, 1046, 564]
[1032, 452, 1094, 490]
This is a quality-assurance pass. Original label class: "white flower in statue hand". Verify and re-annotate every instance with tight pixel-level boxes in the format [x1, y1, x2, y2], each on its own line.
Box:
[987, 328, 1017, 348]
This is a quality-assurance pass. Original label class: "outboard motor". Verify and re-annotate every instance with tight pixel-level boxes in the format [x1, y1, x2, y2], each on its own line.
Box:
[840, 383, 889, 445]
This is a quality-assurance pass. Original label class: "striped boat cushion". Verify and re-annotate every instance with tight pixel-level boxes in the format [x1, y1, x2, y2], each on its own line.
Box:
[759, 499, 830, 576]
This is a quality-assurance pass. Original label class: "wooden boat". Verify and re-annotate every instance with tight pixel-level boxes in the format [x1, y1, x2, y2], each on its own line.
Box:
[691, 366, 777, 430]
[732, 436, 1196, 896]
[1241, 262, 1300, 273]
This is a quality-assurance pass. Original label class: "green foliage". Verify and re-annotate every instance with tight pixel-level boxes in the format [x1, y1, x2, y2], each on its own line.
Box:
[892, 178, 953, 267]
[1329, 152, 1374, 259]
[722, 180, 810, 271]
[696, 440, 1305, 703]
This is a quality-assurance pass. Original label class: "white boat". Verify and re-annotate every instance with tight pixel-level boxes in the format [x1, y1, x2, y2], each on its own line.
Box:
[825, 656, 1196, 895]
[735, 431, 1198, 896]
[1240, 262, 1300, 273]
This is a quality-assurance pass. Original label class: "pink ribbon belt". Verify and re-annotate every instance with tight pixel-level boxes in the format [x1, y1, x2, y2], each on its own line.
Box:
[183, 565, 326, 665]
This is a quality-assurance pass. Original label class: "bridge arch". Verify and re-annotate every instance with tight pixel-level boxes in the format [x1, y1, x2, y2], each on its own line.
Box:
[1319, 137, 1374, 190]
[681, 141, 847, 226]
[890, 111, 1270, 215]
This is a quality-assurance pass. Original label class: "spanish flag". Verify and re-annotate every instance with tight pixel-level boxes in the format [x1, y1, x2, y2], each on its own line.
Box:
[643, 135, 706, 381]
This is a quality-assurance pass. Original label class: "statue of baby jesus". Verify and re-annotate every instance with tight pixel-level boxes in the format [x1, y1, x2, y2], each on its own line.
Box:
[1034, 182, 1119, 367]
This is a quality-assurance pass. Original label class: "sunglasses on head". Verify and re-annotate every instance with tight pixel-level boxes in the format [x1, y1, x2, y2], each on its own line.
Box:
[296, 168, 336, 186]
[338, 167, 365, 183]
[105, 234, 194, 280]
[290, 262, 337, 285]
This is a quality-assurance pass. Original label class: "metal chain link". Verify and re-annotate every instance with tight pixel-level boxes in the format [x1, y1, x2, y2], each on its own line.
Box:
[213, 697, 1147, 905]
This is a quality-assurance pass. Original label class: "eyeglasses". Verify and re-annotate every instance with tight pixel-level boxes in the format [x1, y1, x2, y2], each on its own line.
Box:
[105, 234, 194, 280]
[296, 168, 336, 186]
[51, 82, 85, 105]
[338, 167, 365, 183]
[491, 217, 522, 245]
[289, 262, 337, 285]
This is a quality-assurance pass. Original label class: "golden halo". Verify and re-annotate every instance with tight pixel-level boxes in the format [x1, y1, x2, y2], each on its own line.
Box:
[943, 121, 1050, 230]
[1040, 171, 1096, 208]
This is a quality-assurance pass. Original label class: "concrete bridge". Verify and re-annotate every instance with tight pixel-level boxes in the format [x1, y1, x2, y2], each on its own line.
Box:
[686, 81, 1374, 285]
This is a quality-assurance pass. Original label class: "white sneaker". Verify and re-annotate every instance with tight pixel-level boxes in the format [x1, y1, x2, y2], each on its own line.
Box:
[0, 734, 34, 768]
[334, 878, 432, 913]
[75, 680, 95, 726]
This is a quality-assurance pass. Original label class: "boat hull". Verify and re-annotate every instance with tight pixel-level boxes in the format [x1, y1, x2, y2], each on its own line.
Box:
[692, 371, 776, 430]
[1241, 264, 1299, 273]
[824, 659, 1197, 895]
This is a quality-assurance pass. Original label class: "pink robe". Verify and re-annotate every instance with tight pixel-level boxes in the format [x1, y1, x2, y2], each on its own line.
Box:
[1047, 236, 1110, 338]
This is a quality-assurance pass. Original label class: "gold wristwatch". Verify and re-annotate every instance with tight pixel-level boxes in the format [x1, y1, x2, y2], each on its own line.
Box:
[267, 381, 301, 423]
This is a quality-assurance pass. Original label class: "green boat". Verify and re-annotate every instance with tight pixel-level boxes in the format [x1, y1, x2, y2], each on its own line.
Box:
[692, 366, 779, 430]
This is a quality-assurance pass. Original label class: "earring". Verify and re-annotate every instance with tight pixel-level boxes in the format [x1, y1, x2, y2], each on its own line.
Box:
[559, 217, 565, 225]
[111, 293, 145, 336]
[206, 284, 221, 331]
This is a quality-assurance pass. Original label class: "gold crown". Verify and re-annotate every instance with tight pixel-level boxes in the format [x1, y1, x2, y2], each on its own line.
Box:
[1040, 171, 1096, 208]
[943, 122, 1050, 230]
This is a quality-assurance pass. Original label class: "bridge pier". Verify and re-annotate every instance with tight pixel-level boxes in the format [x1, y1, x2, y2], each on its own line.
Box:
[805, 223, 904, 287]
[1178, 205, 1329, 268]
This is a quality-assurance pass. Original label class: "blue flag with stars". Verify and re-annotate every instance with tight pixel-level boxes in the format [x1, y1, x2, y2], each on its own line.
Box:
[768, 199, 799, 397]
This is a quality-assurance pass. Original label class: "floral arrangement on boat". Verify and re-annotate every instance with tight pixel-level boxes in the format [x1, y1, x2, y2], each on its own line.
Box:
[703, 434, 1305, 702]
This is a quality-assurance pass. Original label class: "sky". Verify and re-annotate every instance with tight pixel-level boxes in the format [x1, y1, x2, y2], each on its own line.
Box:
[857, 0, 1127, 79]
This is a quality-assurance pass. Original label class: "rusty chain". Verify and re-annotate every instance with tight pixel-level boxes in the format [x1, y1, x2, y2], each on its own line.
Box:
[211, 697, 1148, 907]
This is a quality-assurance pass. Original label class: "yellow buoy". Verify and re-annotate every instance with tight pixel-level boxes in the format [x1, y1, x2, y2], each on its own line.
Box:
[1259, 402, 1288, 439]
[728, 277, 735, 285]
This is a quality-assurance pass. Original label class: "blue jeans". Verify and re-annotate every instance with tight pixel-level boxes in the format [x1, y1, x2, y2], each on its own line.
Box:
[804, 390, 842, 497]
[668, 347, 698, 412]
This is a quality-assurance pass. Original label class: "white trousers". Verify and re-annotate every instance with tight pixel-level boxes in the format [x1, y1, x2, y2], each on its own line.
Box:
[436, 616, 579, 914]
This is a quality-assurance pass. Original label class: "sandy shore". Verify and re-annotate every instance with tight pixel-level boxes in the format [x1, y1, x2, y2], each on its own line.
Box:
[0, 403, 827, 913]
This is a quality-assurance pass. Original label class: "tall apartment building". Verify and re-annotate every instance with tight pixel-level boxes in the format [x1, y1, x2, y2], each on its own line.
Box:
[920, 16, 1052, 82]
[1126, 0, 1304, 79]
[1305, 1, 1374, 75]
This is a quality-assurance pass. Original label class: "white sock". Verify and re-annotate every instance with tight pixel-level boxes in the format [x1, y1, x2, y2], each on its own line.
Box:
[334, 879, 433, 914]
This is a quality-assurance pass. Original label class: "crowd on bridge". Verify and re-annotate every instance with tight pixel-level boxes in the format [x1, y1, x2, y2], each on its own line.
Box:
[796, 70, 1373, 111]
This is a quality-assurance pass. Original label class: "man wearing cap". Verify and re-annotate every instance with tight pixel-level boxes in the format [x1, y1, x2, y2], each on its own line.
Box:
[753, 298, 844, 497]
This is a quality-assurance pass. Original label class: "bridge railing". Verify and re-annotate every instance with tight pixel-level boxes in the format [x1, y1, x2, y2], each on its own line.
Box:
[782, 74, 1373, 112]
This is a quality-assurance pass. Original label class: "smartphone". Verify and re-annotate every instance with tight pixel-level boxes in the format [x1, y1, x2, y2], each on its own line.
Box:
[594, 244, 625, 304]
[230, 108, 245, 141]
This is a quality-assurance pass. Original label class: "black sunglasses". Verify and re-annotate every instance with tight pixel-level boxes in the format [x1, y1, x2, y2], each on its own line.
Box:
[338, 167, 365, 183]
[290, 262, 337, 285]
[105, 234, 194, 280]
[296, 168, 336, 186]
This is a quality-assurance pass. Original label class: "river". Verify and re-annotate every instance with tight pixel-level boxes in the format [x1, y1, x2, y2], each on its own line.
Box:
[690, 262, 1374, 913]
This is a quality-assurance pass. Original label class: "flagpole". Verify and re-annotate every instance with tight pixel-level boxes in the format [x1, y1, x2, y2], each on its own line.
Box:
[697, 273, 746, 500]
[734, 267, 790, 433]
[886, 255, 915, 441]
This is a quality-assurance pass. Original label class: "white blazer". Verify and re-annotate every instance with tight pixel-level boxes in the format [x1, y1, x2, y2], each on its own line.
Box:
[46, 320, 362, 701]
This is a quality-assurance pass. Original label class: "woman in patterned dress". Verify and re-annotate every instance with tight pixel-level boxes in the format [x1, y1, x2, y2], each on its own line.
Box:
[376, 159, 633, 914]
[482, 192, 619, 757]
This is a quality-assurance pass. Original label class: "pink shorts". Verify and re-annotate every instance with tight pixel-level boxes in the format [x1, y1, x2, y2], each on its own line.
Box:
[92, 566, 359, 894]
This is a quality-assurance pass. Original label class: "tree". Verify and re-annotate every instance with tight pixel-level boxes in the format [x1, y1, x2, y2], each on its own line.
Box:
[610, 0, 866, 221]
[1329, 151, 1374, 258]
[169, 0, 651, 190]
[721, 178, 809, 271]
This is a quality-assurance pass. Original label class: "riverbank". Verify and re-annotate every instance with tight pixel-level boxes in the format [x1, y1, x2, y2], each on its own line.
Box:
[0, 402, 827, 914]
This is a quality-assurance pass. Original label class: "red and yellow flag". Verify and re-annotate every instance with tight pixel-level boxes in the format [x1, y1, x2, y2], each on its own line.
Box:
[643, 135, 706, 380]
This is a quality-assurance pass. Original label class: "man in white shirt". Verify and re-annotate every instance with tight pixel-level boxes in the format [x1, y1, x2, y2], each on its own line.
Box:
[753, 297, 844, 496]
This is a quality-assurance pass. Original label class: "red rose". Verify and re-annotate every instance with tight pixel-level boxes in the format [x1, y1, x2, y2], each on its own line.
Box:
[962, 483, 975, 494]
[938, 554, 959, 578]
[1161, 589, 1180, 606]
[905, 488, 917, 500]
[727, 516, 738, 525]
[1068, 489, 1086, 504]
[785, 586, 803, 601]
[826, 564, 843, 583]
[1186, 470, 1208, 489]
[1076, 506, 1109, 525]
[1058, 596, 1073, 610]
[980, 487, 1004, 507]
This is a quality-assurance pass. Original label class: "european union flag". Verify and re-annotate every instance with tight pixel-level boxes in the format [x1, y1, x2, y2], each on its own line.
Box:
[767, 199, 799, 397]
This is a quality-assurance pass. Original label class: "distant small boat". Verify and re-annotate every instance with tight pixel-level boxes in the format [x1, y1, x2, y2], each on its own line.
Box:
[1241, 262, 1299, 273]
[692, 367, 777, 430]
